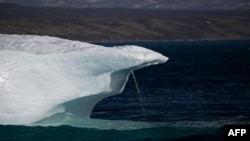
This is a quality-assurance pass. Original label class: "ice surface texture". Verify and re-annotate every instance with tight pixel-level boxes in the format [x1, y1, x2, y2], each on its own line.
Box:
[0, 34, 168, 124]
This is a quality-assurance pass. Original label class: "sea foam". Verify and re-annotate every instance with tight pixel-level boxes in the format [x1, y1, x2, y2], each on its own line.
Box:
[0, 34, 168, 124]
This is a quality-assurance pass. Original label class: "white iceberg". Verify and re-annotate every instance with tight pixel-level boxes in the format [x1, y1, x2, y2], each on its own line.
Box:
[0, 34, 168, 124]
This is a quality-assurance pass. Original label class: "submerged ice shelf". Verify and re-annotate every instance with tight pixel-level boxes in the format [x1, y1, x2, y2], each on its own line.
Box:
[0, 34, 168, 125]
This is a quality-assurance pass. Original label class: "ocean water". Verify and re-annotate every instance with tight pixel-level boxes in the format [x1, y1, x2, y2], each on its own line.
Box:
[1, 40, 250, 141]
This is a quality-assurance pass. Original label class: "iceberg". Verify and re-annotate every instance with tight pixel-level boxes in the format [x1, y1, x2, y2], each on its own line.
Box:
[0, 34, 168, 125]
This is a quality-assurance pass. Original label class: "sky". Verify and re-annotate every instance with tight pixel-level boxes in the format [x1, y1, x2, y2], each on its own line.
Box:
[0, 0, 249, 10]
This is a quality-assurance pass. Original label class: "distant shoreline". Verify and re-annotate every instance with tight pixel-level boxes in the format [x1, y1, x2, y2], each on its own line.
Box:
[91, 38, 250, 44]
[1, 4, 250, 42]
[2, 33, 250, 44]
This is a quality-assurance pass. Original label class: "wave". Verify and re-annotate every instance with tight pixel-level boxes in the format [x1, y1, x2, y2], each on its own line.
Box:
[0, 124, 222, 141]
[1, 112, 222, 140]
[0, 34, 168, 125]
[33, 112, 249, 129]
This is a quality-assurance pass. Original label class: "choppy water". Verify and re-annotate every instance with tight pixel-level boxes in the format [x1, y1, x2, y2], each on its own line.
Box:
[93, 40, 250, 123]
[1, 40, 250, 141]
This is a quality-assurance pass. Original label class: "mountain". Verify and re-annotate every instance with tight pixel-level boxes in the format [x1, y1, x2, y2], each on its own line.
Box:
[0, 0, 249, 10]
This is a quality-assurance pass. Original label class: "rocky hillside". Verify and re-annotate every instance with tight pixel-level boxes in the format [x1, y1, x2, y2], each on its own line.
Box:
[0, 0, 250, 10]
[0, 4, 250, 42]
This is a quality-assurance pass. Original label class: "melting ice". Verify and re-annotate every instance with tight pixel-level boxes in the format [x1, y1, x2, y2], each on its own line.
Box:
[0, 34, 168, 125]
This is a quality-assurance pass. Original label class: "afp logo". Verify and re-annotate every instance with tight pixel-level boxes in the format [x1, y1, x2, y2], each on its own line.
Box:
[224, 125, 249, 141]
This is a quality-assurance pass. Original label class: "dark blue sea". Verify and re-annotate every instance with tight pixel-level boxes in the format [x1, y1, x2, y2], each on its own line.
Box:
[1, 40, 250, 141]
